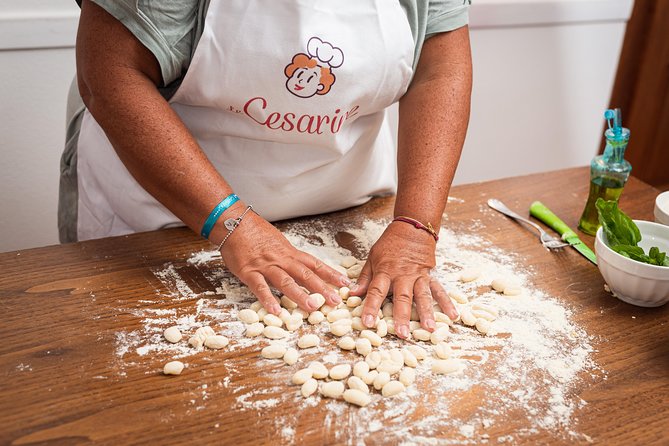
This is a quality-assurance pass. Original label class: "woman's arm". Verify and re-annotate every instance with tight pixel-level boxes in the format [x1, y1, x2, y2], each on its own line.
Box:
[352, 27, 472, 337]
[76, 0, 348, 311]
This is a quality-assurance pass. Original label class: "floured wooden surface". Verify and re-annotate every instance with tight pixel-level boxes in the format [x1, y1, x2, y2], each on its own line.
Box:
[113, 215, 602, 445]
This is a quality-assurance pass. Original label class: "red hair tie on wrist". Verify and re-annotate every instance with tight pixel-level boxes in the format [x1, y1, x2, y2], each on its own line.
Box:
[392, 216, 439, 242]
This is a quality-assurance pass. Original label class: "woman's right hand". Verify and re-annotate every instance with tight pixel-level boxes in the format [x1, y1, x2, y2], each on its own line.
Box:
[218, 209, 350, 315]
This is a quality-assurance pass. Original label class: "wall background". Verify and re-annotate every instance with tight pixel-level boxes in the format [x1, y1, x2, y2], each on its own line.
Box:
[0, 0, 633, 252]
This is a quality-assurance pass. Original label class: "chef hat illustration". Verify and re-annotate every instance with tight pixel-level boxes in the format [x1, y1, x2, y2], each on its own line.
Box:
[307, 37, 344, 69]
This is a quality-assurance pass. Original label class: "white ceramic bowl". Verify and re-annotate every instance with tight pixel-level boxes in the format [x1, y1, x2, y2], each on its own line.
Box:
[595, 220, 669, 307]
[655, 191, 669, 226]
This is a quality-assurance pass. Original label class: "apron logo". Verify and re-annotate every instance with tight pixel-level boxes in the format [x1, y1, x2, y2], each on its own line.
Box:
[284, 37, 344, 98]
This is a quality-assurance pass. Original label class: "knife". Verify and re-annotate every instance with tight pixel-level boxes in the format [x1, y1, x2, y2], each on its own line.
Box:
[529, 201, 597, 265]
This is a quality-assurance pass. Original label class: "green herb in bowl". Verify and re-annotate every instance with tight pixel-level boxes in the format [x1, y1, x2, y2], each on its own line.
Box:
[596, 198, 669, 267]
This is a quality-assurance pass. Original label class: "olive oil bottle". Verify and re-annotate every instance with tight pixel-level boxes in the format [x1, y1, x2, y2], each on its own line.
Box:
[578, 109, 631, 236]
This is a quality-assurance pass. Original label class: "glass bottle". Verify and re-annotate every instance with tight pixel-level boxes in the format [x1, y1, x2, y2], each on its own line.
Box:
[577, 109, 632, 236]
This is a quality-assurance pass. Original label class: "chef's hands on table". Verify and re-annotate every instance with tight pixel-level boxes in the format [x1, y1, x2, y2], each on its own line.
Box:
[220, 206, 456, 339]
[349, 221, 458, 338]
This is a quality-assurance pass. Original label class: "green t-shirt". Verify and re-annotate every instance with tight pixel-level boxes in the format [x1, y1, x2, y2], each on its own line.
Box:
[75, 0, 469, 87]
[60, 0, 469, 243]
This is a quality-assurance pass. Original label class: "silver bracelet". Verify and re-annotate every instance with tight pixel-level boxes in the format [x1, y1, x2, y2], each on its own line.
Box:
[217, 205, 254, 251]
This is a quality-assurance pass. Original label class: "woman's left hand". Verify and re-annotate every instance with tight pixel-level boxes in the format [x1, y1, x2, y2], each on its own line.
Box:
[349, 221, 458, 339]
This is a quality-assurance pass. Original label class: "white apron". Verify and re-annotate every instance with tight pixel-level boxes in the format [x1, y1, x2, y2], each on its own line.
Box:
[77, 0, 415, 241]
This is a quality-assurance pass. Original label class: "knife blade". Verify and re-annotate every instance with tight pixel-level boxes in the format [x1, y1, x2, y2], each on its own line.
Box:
[529, 201, 597, 265]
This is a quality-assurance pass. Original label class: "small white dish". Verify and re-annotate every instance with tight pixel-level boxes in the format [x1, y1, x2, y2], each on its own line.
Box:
[655, 191, 669, 226]
[595, 220, 669, 307]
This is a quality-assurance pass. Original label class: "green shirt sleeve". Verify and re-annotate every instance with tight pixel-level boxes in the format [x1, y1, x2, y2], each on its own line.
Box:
[85, 0, 203, 86]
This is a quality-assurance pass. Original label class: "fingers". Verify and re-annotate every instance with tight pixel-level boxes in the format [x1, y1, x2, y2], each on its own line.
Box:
[284, 260, 341, 306]
[299, 252, 351, 290]
[239, 272, 281, 315]
[431, 279, 459, 321]
[414, 278, 436, 331]
[391, 278, 414, 339]
[360, 272, 390, 329]
[349, 260, 371, 296]
[263, 266, 318, 312]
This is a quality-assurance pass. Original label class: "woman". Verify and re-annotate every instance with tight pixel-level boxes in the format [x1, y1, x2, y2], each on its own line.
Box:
[59, 0, 472, 339]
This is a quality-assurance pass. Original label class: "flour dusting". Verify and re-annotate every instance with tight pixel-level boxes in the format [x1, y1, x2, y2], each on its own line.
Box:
[112, 217, 601, 444]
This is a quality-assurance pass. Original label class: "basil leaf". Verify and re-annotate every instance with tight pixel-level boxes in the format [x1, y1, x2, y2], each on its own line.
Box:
[596, 198, 668, 267]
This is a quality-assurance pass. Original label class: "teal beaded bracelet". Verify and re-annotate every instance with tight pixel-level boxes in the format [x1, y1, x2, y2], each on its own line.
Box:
[200, 194, 239, 239]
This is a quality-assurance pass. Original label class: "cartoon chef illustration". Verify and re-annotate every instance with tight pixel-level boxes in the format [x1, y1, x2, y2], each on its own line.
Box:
[284, 37, 344, 98]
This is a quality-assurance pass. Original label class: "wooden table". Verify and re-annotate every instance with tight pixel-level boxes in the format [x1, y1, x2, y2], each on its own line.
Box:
[1, 167, 667, 445]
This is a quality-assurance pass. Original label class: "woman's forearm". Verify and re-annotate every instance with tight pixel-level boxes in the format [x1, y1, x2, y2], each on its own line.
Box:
[395, 26, 472, 232]
[77, 1, 238, 244]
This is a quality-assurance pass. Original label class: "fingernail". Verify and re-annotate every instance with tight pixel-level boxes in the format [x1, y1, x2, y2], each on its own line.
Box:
[349, 283, 359, 292]
[397, 324, 409, 338]
[451, 309, 459, 320]
[330, 292, 342, 304]
[426, 319, 436, 330]
[363, 314, 374, 328]
[272, 304, 282, 315]
[306, 297, 318, 311]
[341, 277, 351, 286]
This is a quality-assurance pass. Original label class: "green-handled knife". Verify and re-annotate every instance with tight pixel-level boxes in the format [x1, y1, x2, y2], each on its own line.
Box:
[530, 201, 597, 265]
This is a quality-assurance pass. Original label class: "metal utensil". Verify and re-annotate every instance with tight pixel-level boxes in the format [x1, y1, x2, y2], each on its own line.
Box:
[487, 198, 570, 250]
[529, 201, 597, 265]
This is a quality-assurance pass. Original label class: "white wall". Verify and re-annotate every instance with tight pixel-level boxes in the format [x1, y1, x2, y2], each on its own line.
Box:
[0, 0, 78, 252]
[0, 0, 631, 252]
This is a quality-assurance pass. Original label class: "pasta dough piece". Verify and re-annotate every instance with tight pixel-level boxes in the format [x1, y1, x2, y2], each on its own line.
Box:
[163, 361, 184, 375]
[362, 370, 378, 386]
[204, 335, 229, 349]
[347, 264, 363, 279]
[376, 360, 402, 375]
[327, 308, 352, 323]
[406, 345, 427, 361]
[432, 359, 464, 375]
[382, 380, 406, 397]
[307, 311, 325, 325]
[353, 361, 370, 378]
[412, 329, 431, 342]
[347, 376, 370, 394]
[263, 326, 288, 339]
[280, 295, 298, 310]
[434, 342, 452, 359]
[360, 330, 383, 347]
[504, 285, 522, 296]
[355, 338, 372, 356]
[399, 367, 416, 387]
[491, 277, 509, 293]
[163, 326, 182, 344]
[261, 344, 287, 359]
[309, 293, 326, 309]
[340, 256, 358, 268]
[188, 335, 204, 349]
[283, 347, 299, 365]
[285, 314, 303, 332]
[292, 368, 313, 385]
[376, 319, 388, 337]
[430, 326, 450, 345]
[301, 378, 318, 397]
[459, 268, 481, 283]
[365, 351, 382, 370]
[373, 372, 391, 391]
[343, 389, 371, 407]
[238, 309, 260, 324]
[245, 322, 264, 338]
[401, 349, 418, 368]
[308, 361, 329, 379]
[329, 364, 352, 380]
[346, 296, 363, 308]
[448, 289, 468, 304]
[263, 313, 284, 328]
[297, 334, 320, 349]
[330, 319, 353, 337]
[338, 336, 356, 350]
[475, 318, 492, 335]
[321, 381, 345, 399]
[460, 309, 477, 327]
